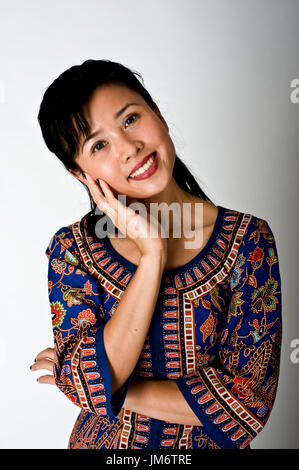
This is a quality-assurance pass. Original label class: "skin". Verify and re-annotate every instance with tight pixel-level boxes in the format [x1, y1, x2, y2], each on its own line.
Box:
[30, 83, 214, 425]
[72, 83, 189, 215]
[71, 83, 216, 261]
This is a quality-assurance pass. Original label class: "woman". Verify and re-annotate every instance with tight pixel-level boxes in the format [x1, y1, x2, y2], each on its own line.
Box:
[31, 59, 282, 449]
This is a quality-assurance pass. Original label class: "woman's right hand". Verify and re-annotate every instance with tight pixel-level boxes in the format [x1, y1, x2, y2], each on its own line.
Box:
[82, 173, 168, 265]
[30, 347, 55, 385]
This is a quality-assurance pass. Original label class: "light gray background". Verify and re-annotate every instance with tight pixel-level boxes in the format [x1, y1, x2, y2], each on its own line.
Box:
[0, 0, 298, 449]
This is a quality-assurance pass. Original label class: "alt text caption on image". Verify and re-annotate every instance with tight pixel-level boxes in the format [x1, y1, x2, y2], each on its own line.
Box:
[106, 454, 192, 467]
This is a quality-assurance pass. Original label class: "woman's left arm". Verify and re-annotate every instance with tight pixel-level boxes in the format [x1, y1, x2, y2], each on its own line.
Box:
[124, 378, 203, 426]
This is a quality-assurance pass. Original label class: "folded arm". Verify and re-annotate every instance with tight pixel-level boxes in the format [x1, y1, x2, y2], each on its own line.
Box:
[124, 378, 203, 426]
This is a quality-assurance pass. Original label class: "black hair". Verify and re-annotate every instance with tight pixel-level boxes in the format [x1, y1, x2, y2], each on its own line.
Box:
[38, 59, 213, 235]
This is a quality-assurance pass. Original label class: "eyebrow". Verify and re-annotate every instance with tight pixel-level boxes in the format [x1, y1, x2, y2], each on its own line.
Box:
[82, 102, 141, 149]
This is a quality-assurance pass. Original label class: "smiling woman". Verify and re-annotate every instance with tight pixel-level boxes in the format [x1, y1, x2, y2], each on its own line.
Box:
[38, 60, 212, 215]
[32, 59, 282, 450]
[70, 82, 177, 202]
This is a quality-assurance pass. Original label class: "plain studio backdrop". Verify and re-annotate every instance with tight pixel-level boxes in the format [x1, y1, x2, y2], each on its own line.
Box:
[0, 0, 298, 449]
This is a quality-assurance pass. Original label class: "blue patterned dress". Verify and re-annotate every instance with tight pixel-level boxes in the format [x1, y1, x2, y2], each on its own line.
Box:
[45, 205, 282, 449]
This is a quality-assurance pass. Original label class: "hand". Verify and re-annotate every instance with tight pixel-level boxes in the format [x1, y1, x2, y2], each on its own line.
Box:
[30, 347, 55, 385]
[78, 173, 168, 264]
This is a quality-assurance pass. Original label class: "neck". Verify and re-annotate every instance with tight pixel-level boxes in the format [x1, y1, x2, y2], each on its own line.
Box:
[137, 177, 205, 239]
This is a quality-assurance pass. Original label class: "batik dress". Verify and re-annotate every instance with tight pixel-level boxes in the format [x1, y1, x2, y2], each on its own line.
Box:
[45, 205, 282, 449]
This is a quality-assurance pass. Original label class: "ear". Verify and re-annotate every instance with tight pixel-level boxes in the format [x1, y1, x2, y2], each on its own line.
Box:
[69, 168, 86, 184]
[152, 102, 169, 132]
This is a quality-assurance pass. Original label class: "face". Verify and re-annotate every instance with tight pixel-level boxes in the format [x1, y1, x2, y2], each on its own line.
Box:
[71, 83, 176, 199]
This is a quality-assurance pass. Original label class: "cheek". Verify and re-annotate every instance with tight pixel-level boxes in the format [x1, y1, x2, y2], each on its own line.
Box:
[160, 131, 176, 162]
[101, 162, 121, 182]
[96, 163, 128, 196]
[154, 122, 175, 153]
[75, 154, 120, 187]
[82, 157, 114, 181]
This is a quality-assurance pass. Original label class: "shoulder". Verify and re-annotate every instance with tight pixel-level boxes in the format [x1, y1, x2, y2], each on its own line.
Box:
[220, 204, 276, 245]
[223, 206, 281, 290]
[45, 222, 80, 263]
[45, 212, 106, 264]
[229, 206, 277, 254]
[218, 204, 280, 274]
[193, 200, 274, 244]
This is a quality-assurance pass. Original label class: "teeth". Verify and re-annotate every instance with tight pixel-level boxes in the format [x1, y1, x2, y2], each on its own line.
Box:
[130, 154, 155, 178]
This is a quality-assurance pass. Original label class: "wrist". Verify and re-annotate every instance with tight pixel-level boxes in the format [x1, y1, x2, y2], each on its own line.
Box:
[139, 253, 166, 271]
[123, 377, 146, 411]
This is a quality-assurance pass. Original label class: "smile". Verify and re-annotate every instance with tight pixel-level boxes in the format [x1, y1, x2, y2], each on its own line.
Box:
[129, 152, 158, 180]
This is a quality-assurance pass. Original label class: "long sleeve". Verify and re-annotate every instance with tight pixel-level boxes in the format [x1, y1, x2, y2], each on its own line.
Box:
[45, 226, 134, 419]
[175, 217, 282, 449]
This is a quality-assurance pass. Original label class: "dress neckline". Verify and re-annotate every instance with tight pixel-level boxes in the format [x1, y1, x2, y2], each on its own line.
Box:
[102, 205, 224, 277]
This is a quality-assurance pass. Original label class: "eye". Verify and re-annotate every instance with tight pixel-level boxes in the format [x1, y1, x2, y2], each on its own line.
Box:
[91, 141, 106, 154]
[124, 113, 139, 128]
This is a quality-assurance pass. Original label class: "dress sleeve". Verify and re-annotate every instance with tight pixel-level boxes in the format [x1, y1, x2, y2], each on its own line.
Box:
[45, 226, 134, 419]
[175, 216, 282, 449]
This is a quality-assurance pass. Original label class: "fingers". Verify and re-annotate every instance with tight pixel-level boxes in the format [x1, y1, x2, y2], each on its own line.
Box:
[36, 375, 56, 386]
[31, 349, 56, 386]
[96, 178, 115, 203]
[80, 173, 141, 238]
[84, 174, 116, 218]
[34, 347, 54, 362]
[74, 171, 115, 207]
[31, 358, 53, 372]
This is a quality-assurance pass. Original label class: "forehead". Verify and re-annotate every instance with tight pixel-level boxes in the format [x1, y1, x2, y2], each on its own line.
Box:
[83, 83, 144, 119]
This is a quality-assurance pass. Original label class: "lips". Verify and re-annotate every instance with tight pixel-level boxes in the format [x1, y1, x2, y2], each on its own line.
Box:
[128, 152, 155, 178]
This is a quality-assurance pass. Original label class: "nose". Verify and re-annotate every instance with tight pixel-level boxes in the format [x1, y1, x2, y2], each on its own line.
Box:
[112, 130, 143, 163]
